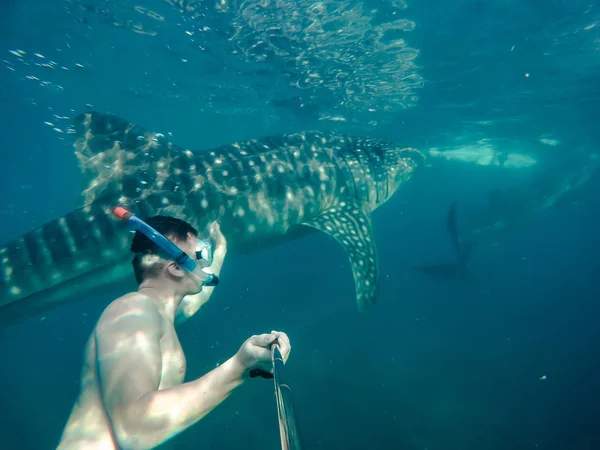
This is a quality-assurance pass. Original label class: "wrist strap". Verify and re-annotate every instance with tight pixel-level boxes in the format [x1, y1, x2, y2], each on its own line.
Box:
[249, 368, 274, 379]
[248, 338, 280, 379]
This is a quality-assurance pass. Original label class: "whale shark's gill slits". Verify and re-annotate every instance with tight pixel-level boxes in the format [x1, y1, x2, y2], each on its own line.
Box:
[382, 151, 390, 203]
[355, 139, 383, 207]
[361, 140, 388, 204]
[350, 138, 393, 206]
[338, 148, 360, 202]
[378, 148, 389, 203]
[278, 139, 307, 222]
[288, 132, 339, 221]
[338, 139, 369, 205]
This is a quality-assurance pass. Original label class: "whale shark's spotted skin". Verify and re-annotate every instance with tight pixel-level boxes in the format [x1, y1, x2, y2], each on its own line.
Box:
[0, 112, 424, 324]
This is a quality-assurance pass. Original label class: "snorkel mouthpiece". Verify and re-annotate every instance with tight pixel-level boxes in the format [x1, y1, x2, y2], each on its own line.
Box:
[113, 207, 219, 287]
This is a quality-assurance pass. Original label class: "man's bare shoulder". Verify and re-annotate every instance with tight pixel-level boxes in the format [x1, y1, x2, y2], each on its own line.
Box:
[96, 292, 163, 335]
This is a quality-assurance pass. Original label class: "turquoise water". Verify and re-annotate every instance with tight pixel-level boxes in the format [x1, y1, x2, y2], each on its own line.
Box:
[1, 0, 599, 449]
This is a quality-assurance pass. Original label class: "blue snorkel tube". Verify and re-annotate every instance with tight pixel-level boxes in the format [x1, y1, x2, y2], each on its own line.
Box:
[113, 207, 218, 287]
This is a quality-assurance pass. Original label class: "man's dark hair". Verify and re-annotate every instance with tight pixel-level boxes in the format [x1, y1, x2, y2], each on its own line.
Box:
[130, 215, 198, 284]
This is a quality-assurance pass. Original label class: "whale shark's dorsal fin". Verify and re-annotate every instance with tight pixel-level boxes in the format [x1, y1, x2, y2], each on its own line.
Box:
[303, 201, 378, 312]
[446, 201, 476, 265]
[73, 111, 145, 202]
[446, 201, 461, 260]
[72, 111, 191, 209]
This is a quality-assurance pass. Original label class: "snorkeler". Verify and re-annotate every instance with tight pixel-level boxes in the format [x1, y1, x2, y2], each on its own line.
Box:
[56, 210, 291, 450]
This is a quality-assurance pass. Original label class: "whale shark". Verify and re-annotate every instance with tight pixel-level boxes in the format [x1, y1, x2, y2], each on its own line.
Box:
[0, 111, 426, 325]
[414, 152, 600, 279]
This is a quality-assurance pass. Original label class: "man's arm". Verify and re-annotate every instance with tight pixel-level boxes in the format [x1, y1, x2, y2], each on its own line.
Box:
[96, 295, 247, 450]
[175, 221, 227, 325]
[174, 265, 222, 325]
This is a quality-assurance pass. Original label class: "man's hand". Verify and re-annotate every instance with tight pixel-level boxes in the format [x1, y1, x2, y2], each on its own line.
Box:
[209, 221, 227, 262]
[175, 221, 228, 324]
[234, 331, 291, 376]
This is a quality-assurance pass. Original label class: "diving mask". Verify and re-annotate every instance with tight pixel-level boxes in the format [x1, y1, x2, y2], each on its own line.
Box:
[113, 207, 219, 287]
[195, 238, 213, 267]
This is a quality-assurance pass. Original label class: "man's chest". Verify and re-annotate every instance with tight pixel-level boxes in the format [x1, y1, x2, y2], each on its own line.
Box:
[158, 326, 187, 389]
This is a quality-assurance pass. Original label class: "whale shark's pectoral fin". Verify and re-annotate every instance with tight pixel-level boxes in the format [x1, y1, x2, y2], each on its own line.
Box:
[303, 202, 378, 312]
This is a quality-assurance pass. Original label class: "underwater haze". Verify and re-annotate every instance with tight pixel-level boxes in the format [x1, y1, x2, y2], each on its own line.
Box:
[1, 0, 600, 449]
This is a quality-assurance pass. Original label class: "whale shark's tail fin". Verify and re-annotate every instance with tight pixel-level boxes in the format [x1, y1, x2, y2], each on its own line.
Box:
[413, 201, 474, 280]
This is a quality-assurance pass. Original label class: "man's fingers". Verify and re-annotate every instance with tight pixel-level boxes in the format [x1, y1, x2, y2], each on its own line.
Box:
[249, 333, 277, 349]
[271, 330, 291, 363]
[209, 221, 220, 240]
[246, 331, 291, 368]
[210, 221, 227, 249]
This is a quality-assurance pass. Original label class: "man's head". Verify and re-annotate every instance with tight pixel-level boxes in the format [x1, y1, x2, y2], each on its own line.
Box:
[130, 215, 201, 292]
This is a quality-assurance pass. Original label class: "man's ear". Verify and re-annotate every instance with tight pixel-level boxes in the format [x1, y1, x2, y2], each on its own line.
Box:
[166, 261, 186, 279]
